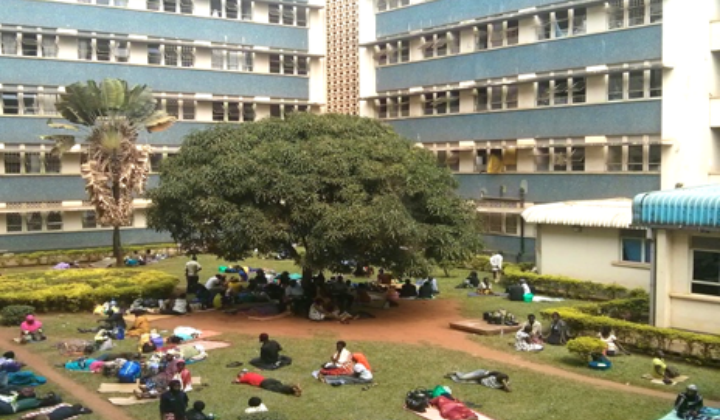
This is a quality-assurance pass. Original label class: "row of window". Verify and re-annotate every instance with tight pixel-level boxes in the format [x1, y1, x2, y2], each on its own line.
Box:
[5, 210, 102, 232]
[374, 2, 662, 66]
[0, 32, 311, 76]
[433, 141, 661, 174]
[483, 213, 520, 236]
[211, 102, 308, 122]
[375, 70, 662, 119]
[73, 0, 309, 27]
[376, 0, 411, 12]
[2, 152, 62, 174]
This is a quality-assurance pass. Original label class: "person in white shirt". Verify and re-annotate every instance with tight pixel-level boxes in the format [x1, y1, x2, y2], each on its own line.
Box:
[185, 256, 202, 294]
[323, 357, 374, 386]
[515, 325, 544, 352]
[520, 279, 532, 295]
[598, 326, 627, 356]
[244, 397, 268, 414]
[489, 252, 504, 281]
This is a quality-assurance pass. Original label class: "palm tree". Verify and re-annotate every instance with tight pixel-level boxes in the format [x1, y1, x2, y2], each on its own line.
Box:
[42, 79, 175, 266]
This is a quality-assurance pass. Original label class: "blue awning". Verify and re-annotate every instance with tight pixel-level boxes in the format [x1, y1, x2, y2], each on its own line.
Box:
[632, 185, 720, 229]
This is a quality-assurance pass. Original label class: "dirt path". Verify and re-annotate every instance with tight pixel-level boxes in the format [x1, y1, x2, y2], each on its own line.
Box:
[0, 329, 136, 420]
[154, 299, 715, 404]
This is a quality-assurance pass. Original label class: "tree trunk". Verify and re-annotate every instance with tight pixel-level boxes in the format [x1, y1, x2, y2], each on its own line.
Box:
[302, 266, 313, 283]
[113, 226, 123, 267]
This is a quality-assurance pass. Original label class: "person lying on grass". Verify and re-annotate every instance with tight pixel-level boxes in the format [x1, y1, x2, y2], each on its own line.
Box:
[20, 403, 92, 420]
[250, 333, 292, 370]
[445, 370, 511, 392]
[232, 369, 302, 397]
[321, 354, 373, 386]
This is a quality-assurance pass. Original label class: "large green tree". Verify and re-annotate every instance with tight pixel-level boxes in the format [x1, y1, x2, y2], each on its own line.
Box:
[147, 113, 481, 276]
[43, 79, 175, 266]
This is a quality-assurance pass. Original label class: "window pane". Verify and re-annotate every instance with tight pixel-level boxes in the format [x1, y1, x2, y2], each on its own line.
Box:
[573, 8, 587, 35]
[537, 13, 551, 40]
[506, 85, 518, 109]
[25, 153, 42, 173]
[648, 145, 661, 171]
[535, 147, 550, 171]
[282, 6, 295, 25]
[42, 36, 58, 58]
[96, 39, 111, 61]
[182, 100, 195, 120]
[296, 7, 307, 26]
[554, 79, 569, 105]
[21, 34, 38, 56]
[572, 78, 586, 104]
[650, 69, 662, 97]
[283, 55, 295, 75]
[148, 44, 162, 64]
[650, 0, 662, 23]
[555, 10, 569, 38]
[211, 49, 224, 69]
[270, 104, 281, 118]
[628, 0, 646, 26]
[26, 212, 43, 232]
[115, 40, 129, 62]
[269, 54, 281, 73]
[212, 101, 225, 121]
[181, 46, 194, 67]
[449, 91, 460, 113]
[435, 92, 447, 114]
[608, 73, 624, 101]
[23, 93, 37, 115]
[241, 0, 253, 20]
[268, 4, 281, 23]
[2, 93, 19, 115]
[607, 0, 625, 29]
[46, 212, 63, 231]
[7, 213, 23, 232]
[476, 88, 488, 112]
[628, 145, 644, 171]
[227, 51, 240, 70]
[82, 211, 97, 229]
[507, 20, 519, 45]
[165, 45, 178, 66]
[226, 0, 238, 19]
[571, 147, 585, 172]
[163, 0, 177, 12]
[4, 152, 21, 173]
[435, 33, 447, 56]
[424, 95, 433, 115]
[692, 251, 720, 296]
[491, 87, 503, 110]
[505, 215, 518, 235]
[242, 103, 255, 121]
[537, 81, 551, 106]
[78, 38, 92, 60]
[475, 27, 488, 51]
[228, 103, 240, 122]
[2, 32, 18, 55]
[622, 238, 643, 262]
[607, 145, 623, 172]
[628, 71, 644, 99]
[45, 154, 61, 173]
[486, 213, 503, 233]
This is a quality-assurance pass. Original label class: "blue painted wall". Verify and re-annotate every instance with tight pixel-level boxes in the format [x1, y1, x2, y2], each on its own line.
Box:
[0, 57, 309, 99]
[0, 117, 212, 146]
[6, 0, 308, 50]
[483, 234, 536, 263]
[0, 175, 159, 202]
[388, 101, 661, 142]
[377, 0, 571, 38]
[377, 26, 662, 91]
[455, 173, 660, 202]
[0, 228, 172, 253]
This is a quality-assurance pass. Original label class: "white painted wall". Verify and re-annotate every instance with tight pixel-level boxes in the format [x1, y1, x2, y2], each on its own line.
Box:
[535, 224, 650, 290]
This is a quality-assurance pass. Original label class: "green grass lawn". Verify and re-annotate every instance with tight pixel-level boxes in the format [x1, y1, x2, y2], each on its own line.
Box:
[9, 313, 672, 420]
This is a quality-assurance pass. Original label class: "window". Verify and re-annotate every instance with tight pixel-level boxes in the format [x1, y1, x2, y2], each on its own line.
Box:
[182, 100, 195, 120]
[82, 211, 97, 229]
[2, 92, 19, 115]
[148, 44, 162, 64]
[269, 54, 281, 73]
[692, 250, 720, 296]
[483, 212, 521, 235]
[150, 153, 163, 172]
[2, 32, 17, 55]
[506, 20, 519, 45]
[212, 101, 225, 122]
[283, 55, 294, 75]
[537, 9, 584, 40]
[46, 212, 63, 231]
[270, 104, 282, 118]
[606, 145, 623, 172]
[165, 45, 178, 66]
[475, 27, 488, 51]
[608, 73, 624, 101]
[165, 99, 179, 118]
[297, 56, 308, 75]
[163, 0, 177, 12]
[96, 39, 111, 61]
[536, 13, 551, 40]
[226, 0, 238, 19]
[628, 70, 644, 99]
[181, 46, 194, 67]
[242, 103, 255, 121]
[282, 6, 295, 25]
[24, 152, 42, 174]
[648, 145, 661, 171]
[650, 0, 662, 22]
[180, 0, 193, 13]
[607, 0, 625, 29]
[40, 93, 58, 115]
[605, 143, 660, 172]
[26, 212, 43, 232]
[212, 49, 224, 69]
[21, 34, 38, 56]
[628, 0, 645, 26]
[115, 41, 129, 62]
[555, 10, 570, 38]
[147, 0, 161, 10]
[537, 78, 585, 107]
[609, 70, 661, 100]
[269, 5, 281, 24]
[650, 69, 662, 97]
[573, 8, 587, 35]
[243, 51, 254, 72]
[505, 215, 519, 235]
[23, 93, 37, 115]
[78, 38, 92, 60]
[423, 91, 460, 116]
[210, 0, 221, 17]
[475, 87, 489, 111]
[41, 36, 58, 58]
[228, 102, 240, 122]
[6, 213, 23, 232]
[535, 145, 585, 172]
[4, 152, 21, 173]
[241, 0, 253, 20]
[627, 145, 644, 171]
[399, 40, 409, 62]
[45, 154, 61, 173]
[621, 230, 651, 263]
[378, 96, 409, 119]
[296, 7, 307, 26]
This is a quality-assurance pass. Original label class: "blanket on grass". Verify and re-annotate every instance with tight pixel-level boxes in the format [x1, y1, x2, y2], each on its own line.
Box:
[406, 406, 496, 420]
[98, 377, 202, 393]
[657, 408, 720, 420]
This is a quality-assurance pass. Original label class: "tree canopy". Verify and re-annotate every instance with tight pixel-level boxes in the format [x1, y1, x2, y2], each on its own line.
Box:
[147, 113, 482, 276]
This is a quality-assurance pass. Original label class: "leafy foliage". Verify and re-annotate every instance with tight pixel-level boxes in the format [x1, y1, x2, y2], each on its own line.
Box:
[0, 269, 178, 312]
[42, 79, 176, 265]
[567, 337, 607, 361]
[148, 113, 482, 276]
[0, 305, 36, 326]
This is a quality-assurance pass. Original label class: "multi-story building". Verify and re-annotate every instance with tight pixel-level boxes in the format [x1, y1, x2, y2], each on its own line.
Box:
[0, 0, 326, 252]
[356, 0, 686, 262]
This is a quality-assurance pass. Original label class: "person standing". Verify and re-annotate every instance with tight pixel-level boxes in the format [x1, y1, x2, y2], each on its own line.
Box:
[489, 252, 503, 281]
[185, 256, 202, 294]
[160, 380, 189, 420]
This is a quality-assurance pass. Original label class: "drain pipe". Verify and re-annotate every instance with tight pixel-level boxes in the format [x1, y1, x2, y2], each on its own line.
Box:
[648, 228, 657, 326]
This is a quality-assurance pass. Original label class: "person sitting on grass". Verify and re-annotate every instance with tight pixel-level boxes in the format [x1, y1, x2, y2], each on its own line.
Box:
[78, 309, 126, 334]
[458, 271, 480, 289]
[399, 279, 417, 298]
[653, 351, 680, 384]
[598, 326, 627, 356]
[160, 293, 190, 316]
[126, 314, 151, 338]
[20, 404, 93, 420]
[318, 341, 354, 378]
[245, 397, 269, 414]
[322, 354, 373, 386]
[478, 277, 493, 295]
[159, 380, 189, 420]
[445, 369, 511, 392]
[515, 325, 544, 352]
[545, 312, 569, 346]
[19, 315, 46, 343]
[520, 314, 543, 344]
[233, 369, 302, 397]
[0, 351, 25, 372]
[250, 333, 292, 370]
[186, 400, 215, 420]
[675, 385, 703, 419]
[418, 280, 434, 299]
[308, 299, 353, 324]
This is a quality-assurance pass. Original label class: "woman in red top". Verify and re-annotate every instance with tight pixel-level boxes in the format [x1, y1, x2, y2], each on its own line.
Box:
[175, 360, 192, 392]
[233, 370, 301, 397]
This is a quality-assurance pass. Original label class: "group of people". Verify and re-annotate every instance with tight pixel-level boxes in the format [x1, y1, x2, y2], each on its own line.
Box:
[125, 249, 165, 267]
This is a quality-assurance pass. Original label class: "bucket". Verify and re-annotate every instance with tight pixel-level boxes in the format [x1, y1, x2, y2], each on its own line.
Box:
[523, 293, 534, 302]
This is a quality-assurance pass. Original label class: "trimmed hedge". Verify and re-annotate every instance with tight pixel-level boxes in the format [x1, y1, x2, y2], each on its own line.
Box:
[541, 303, 720, 365]
[0, 269, 179, 313]
[502, 264, 645, 301]
[0, 305, 36, 326]
[0, 243, 179, 268]
[567, 337, 607, 362]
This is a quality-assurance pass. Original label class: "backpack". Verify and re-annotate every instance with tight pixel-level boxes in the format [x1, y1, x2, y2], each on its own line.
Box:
[118, 361, 141, 383]
[406, 388, 431, 412]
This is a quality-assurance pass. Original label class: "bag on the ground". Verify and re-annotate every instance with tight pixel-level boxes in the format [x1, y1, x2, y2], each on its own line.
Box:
[406, 388, 431, 412]
[118, 361, 141, 383]
[666, 365, 680, 378]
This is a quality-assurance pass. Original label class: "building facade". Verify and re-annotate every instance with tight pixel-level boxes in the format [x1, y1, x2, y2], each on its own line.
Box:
[355, 0, 697, 262]
[0, 0, 326, 252]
